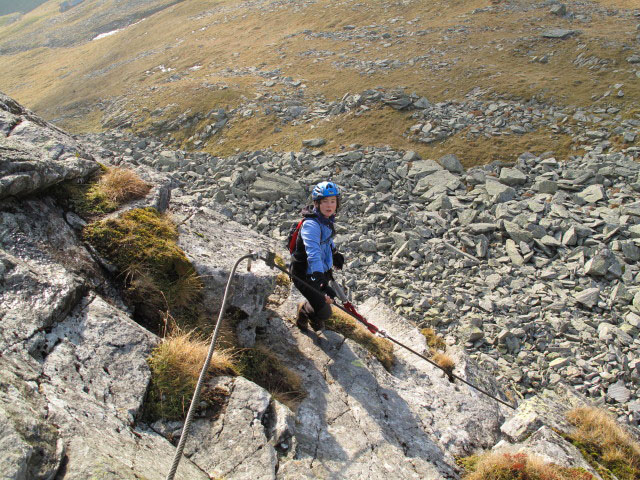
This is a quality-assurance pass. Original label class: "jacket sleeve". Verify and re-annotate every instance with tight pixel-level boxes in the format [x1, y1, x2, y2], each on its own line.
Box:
[300, 219, 325, 274]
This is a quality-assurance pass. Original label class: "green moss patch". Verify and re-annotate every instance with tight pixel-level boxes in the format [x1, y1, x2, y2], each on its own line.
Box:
[326, 308, 395, 371]
[51, 165, 116, 217]
[83, 207, 204, 331]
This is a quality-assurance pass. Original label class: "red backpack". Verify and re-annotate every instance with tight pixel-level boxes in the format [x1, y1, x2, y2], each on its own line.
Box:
[287, 218, 307, 254]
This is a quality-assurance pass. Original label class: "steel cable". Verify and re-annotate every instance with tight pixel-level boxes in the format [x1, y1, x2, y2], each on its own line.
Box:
[166, 253, 256, 480]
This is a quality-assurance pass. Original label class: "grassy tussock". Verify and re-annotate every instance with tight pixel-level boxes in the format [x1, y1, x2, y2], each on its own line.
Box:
[83, 208, 204, 331]
[235, 344, 306, 409]
[274, 253, 291, 288]
[145, 329, 235, 421]
[461, 452, 595, 480]
[421, 327, 456, 377]
[566, 407, 640, 480]
[53, 166, 149, 217]
[93, 167, 150, 205]
[326, 308, 394, 371]
[421, 327, 446, 351]
[432, 351, 455, 378]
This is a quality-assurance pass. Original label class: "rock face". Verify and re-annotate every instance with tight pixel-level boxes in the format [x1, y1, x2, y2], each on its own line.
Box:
[0, 93, 98, 199]
[0, 96, 207, 479]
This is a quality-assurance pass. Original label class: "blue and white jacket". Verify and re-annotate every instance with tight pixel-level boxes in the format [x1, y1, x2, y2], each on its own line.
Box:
[300, 209, 335, 275]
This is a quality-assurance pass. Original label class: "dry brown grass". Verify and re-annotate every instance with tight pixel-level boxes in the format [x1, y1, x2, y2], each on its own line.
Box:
[432, 351, 455, 377]
[416, 130, 579, 168]
[461, 451, 595, 480]
[94, 167, 150, 204]
[145, 328, 236, 419]
[326, 307, 395, 371]
[421, 327, 447, 351]
[155, 329, 236, 379]
[566, 407, 640, 479]
[235, 344, 306, 409]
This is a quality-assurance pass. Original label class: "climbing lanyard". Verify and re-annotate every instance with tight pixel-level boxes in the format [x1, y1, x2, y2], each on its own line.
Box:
[262, 252, 517, 411]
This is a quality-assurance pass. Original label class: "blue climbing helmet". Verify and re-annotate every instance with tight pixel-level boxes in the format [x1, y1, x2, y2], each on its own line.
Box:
[312, 181, 340, 201]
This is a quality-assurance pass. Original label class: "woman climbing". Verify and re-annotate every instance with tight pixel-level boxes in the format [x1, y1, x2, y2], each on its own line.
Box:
[290, 181, 345, 332]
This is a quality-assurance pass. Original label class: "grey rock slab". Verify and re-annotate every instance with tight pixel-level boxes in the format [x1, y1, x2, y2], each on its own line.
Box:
[249, 172, 305, 201]
[407, 159, 442, 179]
[577, 184, 606, 203]
[0, 298, 204, 480]
[0, 96, 98, 199]
[500, 412, 542, 442]
[427, 194, 452, 212]
[302, 138, 326, 148]
[608, 380, 631, 403]
[504, 221, 534, 243]
[43, 294, 157, 423]
[629, 224, 640, 238]
[271, 293, 505, 479]
[540, 235, 563, 248]
[506, 239, 525, 266]
[542, 29, 578, 39]
[535, 179, 558, 194]
[0, 198, 96, 351]
[574, 288, 600, 308]
[485, 178, 517, 203]
[413, 169, 461, 194]
[185, 377, 292, 479]
[174, 202, 276, 319]
[439, 154, 464, 174]
[562, 226, 577, 246]
[584, 253, 609, 276]
[633, 290, 640, 312]
[0, 136, 98, 200]
[0, 356, 63, 480]
[499, 168, 527, 186]
[467, 223, 497, 234]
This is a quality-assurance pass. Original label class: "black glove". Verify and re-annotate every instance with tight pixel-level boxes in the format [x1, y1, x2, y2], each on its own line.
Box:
[309, 271, 328, 290]
[324, 285, 337, 299]
[333, 251, 345, 270]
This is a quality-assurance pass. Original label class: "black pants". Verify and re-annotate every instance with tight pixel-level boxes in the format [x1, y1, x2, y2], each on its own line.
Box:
[290, 262, 333, 329]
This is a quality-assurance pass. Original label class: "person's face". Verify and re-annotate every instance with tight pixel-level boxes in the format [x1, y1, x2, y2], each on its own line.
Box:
[318, 196, 337, 218]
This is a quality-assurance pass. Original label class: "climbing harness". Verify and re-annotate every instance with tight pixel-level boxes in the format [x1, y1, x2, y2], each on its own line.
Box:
[166, 251, 516, 479]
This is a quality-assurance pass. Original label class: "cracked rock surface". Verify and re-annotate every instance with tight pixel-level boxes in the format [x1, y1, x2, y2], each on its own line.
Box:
[266, 293, 507, 479]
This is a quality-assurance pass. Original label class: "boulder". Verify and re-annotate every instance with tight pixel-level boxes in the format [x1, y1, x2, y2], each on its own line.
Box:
[499, 168, 527, 186]
[249, 172, 305, 201]
[407, 159, 442, 179]
[413, 170, 461, 194]
[439, 153, 464, 174]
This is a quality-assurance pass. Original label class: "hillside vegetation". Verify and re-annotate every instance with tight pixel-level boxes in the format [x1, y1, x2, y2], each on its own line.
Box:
[0, 0, 638, 164]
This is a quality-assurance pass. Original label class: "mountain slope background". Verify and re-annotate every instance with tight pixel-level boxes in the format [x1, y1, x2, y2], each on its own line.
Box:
[0, 0, 638, 161]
